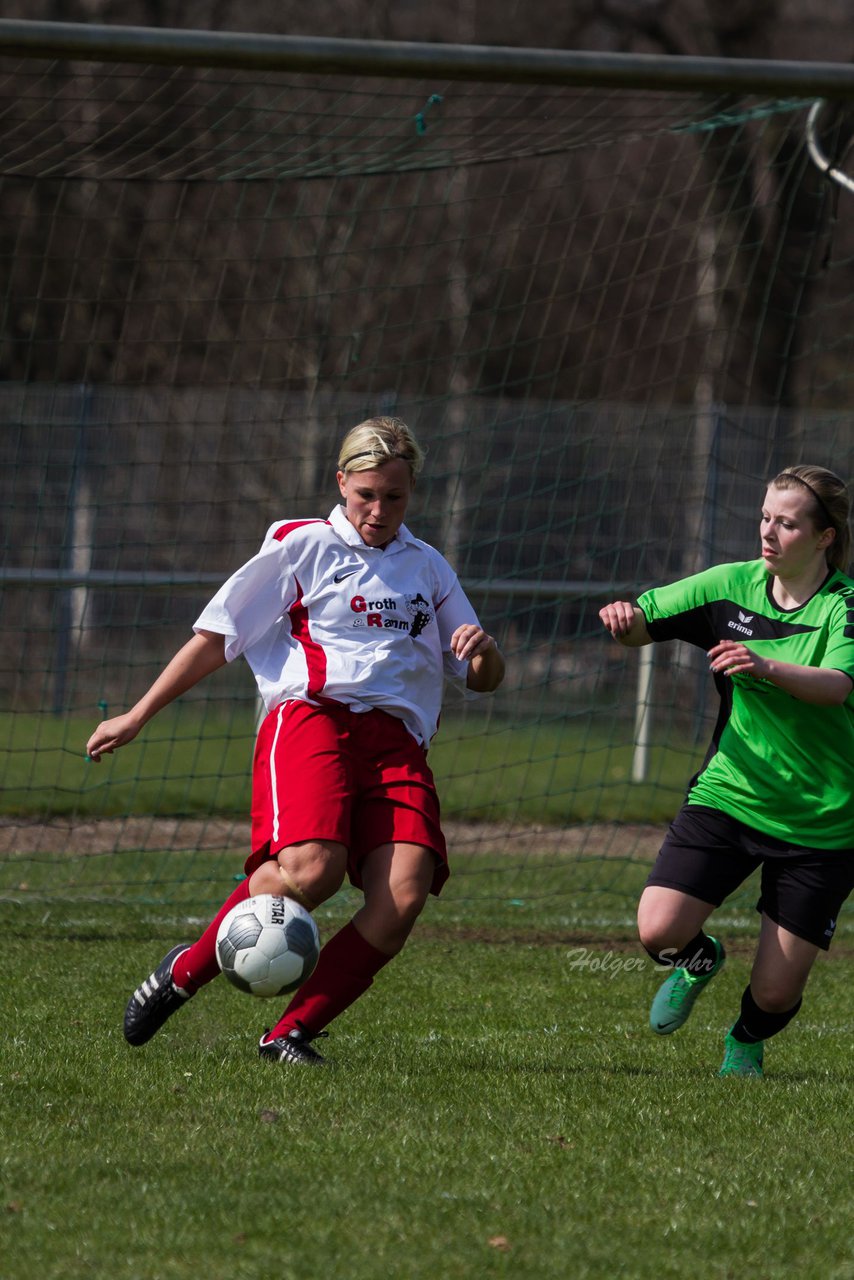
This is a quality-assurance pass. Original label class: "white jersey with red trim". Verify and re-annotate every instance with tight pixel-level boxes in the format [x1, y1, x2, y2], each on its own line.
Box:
[193, 504, 483, 745]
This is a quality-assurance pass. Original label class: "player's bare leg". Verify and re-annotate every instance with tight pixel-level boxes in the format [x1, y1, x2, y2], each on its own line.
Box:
[353, 841, 436, 955]
[749, 914, 819, 1010]
[720, 914, 818, 1078]
[638, 886, 726, 1035]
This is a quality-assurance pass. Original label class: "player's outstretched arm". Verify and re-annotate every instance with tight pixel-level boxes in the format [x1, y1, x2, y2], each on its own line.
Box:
[599, 601, 652, 647]
[451, 624, 505, 692]
[86, 630, 227, 761]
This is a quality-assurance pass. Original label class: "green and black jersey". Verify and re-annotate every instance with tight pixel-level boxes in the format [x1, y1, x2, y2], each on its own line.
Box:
[638, 559, 854, 849]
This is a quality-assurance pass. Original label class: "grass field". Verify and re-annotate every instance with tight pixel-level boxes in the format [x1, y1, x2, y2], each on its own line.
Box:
[2, 857, 853, 1280]
[2, 706, 705, 825]
[3, 707, 852, 1278]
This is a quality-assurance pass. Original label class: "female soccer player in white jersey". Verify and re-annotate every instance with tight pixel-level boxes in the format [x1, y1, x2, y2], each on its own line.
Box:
[86, 418, 504, 1065]
[600, 464, 854, 1077]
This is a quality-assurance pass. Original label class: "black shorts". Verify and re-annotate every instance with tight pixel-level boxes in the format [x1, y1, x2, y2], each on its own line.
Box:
[646, 804, 854, 951]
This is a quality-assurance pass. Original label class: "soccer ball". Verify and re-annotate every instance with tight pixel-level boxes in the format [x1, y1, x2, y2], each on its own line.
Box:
[215, 894, 321, 998]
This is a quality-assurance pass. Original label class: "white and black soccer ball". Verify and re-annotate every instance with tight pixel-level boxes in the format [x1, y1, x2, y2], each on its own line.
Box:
[215, 894, 321, 998]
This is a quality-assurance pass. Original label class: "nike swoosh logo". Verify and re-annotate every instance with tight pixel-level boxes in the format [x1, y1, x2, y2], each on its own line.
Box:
[333, 569, 359, 583]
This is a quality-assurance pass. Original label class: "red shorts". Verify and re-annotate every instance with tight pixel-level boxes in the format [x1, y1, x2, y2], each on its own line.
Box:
[247, 699, 449, 896]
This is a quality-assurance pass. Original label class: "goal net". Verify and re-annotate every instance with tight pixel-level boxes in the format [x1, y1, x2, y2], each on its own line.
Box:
[3, 29, 854, 920]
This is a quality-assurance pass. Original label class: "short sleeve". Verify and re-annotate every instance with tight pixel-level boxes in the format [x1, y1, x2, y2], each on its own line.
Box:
[638, 568, 721, 648]
[194, 531, 297, 662]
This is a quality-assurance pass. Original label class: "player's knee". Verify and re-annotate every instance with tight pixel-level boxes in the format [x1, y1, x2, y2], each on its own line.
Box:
[371, 914, 419, 957]
[637, 917, 679, 957]
[365, 884, 428, 954]
[636, 900, 661, 949]
[637, 901, 702, 957]
[394, 883, 431, 941]
[277, 841, 346, 909]
[749, 977, 805, 1014]
[393, 882, 429, 931]
[248, 860, 286, 898]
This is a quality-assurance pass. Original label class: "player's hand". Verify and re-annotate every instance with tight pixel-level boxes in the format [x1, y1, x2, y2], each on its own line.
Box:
[86, 713, 143, 762]
[450, 624, 496, 663]
[707, 639, 769, 679]
[599, 601, 637, 638]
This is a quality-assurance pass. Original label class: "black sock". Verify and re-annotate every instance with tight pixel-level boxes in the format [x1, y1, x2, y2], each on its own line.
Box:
[730, 985, 802, 1044]
[643, 930, 720, 976]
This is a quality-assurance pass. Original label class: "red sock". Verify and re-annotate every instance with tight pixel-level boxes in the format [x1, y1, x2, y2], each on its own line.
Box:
[172, 878, 253, 993]
[266, 921, 392, 1041]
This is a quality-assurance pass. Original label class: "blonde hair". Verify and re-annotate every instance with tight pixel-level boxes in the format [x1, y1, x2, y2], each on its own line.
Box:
[772, 464, 851, 571]
[337, 417, 425, 479]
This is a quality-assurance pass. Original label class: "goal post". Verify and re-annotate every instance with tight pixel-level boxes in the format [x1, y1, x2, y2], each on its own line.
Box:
[3, 20, 854, 917]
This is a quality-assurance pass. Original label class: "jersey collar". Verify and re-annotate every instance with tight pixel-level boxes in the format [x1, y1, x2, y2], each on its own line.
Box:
[764, 563, 835, 612]
[328, 503, 416, 553]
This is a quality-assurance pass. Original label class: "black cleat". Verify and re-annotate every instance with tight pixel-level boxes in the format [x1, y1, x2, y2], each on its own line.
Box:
[258, 1024, 327, 1066]
[124, 943, 192, 1046]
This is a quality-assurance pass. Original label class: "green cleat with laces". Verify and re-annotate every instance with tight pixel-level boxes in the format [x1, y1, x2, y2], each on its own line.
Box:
[718, 1031, 764, 1077]
[649, 936, 726, 1035]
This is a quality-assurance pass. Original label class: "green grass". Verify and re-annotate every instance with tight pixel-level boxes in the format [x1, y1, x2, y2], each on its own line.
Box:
[2, 877, 853, 1280]
[1, 707, 257, 820]
[1, 706, 704, 824]
[3, 710, 851, 1277]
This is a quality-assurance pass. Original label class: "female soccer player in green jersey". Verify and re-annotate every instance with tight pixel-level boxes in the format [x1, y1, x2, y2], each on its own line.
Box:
[600, 464, 854, 1078]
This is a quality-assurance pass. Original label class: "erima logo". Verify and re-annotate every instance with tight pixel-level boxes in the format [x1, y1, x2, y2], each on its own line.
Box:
[333, 569, 359, 583]
[727, 609, 754, 637]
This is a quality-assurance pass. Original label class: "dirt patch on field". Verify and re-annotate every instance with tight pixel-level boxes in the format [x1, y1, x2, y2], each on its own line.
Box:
[0, 816, 663, 860]
[0, 816, 248, 857]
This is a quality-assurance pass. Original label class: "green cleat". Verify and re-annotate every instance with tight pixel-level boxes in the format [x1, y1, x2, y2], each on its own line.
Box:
[648, 936, 725, 1035]
[719, 1031, 764, 1078]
